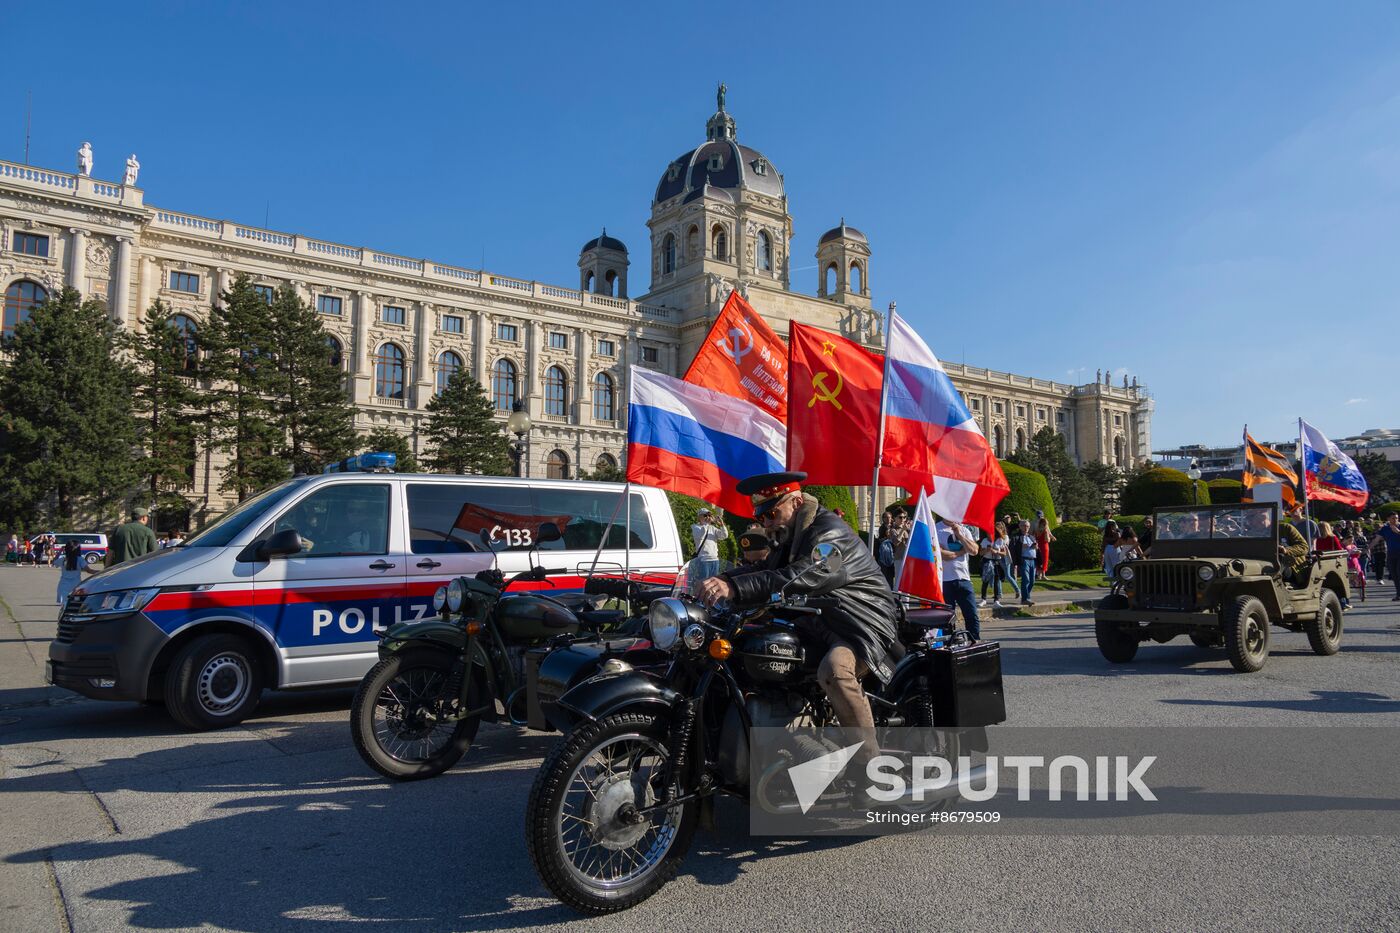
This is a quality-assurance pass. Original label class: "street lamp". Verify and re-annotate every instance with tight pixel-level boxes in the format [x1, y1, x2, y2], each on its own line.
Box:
[1187, 462, 1202, 505]
[506, 400, 531, 477]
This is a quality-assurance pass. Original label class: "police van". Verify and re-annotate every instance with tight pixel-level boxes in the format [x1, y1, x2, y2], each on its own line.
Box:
[47, 457, 683, 729]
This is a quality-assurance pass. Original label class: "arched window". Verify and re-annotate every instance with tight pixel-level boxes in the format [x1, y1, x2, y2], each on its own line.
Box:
[686, 225, 699, 260]
[171, 314, 199, 375]
[757, 231, 772, 272]
[1114, 436, 1124, 466]
[545, 365, 568, 416]
[374, 343, 406, 399]
[436, 350, 463, 396]
[850, 261, 863, 293]
[592, 372, 614, 421]
[604, 270, 618, 297]
[595, 453, 618, 475]
[662, 234, 676, 274]
[3, 280, 47, 337]
[712, 225, 727, 261]
[824, 263, 838, 295]
[492, 358, 517, 411]
[1016, 428, 1026, 451]
[547, 449, 570, 480]
[326, 335, 343, 370]
[993, 425, 1004, 458]
[583, 270, 595, 293]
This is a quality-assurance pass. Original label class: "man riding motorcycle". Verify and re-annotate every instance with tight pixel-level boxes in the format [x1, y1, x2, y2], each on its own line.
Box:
[697, 471, 898, 772]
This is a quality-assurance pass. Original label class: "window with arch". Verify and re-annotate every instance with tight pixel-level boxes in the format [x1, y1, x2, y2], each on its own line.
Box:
[595, 453, 618, 474]
[1016, 428, 1026, 451]
[604, 270, 618, 297]
[850, 262, 863, 293]
[545, 365, 569, 416]
[326, 335, 343, 370]
[592, 372, 615, 421]
[374, 343, 406, 399]
[583, 270, 595, 293]
[1114, 436, 1124, 466]
[436, 350, 463, 396]
[3, 280, 47, 337]
[712, 225, 727, 261]
[686, 225, 699, 260]
[171, 314, 199, 375]
[993, 425, 1004, 457]
[547, 449, 570, 480]
[492, 359, 517, 411]
[756, 231, 772, 272]
[824, 263, 838, 295]
[662, 234, 676, 274]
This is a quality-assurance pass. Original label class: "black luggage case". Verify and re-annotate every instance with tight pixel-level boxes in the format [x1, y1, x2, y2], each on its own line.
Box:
[929, 640, 1006, 727]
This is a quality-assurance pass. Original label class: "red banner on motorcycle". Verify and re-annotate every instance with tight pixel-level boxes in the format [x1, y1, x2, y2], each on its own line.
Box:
[786, 322, 884, 485]
[682, 290, 789, 422]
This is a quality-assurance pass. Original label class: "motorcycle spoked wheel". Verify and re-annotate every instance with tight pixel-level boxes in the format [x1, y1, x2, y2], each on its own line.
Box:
[350, 650, 481, 781]
[525, 712, 697, 915]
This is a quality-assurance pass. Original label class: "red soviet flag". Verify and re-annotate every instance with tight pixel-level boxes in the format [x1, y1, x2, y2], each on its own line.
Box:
[787, 323, 884, 485]
[683, 290, 789, 421]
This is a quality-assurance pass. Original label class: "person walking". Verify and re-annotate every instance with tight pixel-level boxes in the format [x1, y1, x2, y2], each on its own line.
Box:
[53, 538, 84, 611]
[690, 508, 729, 583]
[1369, 527, 1387, 583]
[1139, 516, 1155, 556]
[1343, 533, 1366, 604]
[1011, 519, 1039, 605]
[979, 521, 1011, 608]
[1117, 528, 1144, 563]
[1035, 517, 1055, 580]
[4, 533, 17, 564]
[108, 507, 159, 566]
[936, 517, 982, 640]
[1102, 520, 1121, 580]
[1375, 513, 1400, 601]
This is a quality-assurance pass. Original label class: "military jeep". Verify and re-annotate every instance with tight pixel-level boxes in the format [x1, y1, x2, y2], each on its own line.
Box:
[1093, 502, 1349, 673]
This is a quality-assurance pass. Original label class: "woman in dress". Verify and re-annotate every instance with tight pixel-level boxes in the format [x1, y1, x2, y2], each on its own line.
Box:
[1035, 517, 1055, 579]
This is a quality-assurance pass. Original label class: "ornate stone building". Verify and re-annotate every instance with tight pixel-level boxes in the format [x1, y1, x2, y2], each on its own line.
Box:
[0, 95, 1151, 521]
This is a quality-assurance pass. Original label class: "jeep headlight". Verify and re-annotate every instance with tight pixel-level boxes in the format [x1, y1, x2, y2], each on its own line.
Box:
[648, 598, 685, 651]
[1118, 565, 1135, 582]
[1198, 565, 1215, 582]
[432, 586, 448, 613]
[74, 587, 161, 617]
[446, 578, 466, 613]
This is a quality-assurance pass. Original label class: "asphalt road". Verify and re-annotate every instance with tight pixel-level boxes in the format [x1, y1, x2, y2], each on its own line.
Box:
[3, 565, 1399, 932]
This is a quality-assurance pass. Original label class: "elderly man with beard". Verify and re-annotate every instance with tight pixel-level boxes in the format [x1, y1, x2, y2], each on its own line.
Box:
[698, 472, 898, 775]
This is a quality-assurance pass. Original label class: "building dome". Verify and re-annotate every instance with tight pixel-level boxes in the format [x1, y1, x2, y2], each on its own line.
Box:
[819, 219, 867, 245]
[653, 92, 785, 204]
[582, 228, 627, 253]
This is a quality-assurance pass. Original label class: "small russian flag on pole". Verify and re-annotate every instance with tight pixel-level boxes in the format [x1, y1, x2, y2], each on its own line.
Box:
[896, 488, 944, 604]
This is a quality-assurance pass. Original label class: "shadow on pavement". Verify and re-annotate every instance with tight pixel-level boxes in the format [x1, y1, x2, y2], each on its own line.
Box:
[1160, 689, 1400, 714]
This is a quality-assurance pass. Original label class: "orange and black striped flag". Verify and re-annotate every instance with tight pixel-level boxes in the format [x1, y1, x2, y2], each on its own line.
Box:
[1242, 430, 1298, 507]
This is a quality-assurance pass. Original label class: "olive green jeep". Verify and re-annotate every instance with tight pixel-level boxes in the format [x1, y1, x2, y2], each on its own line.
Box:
[1094, 502, 1349, 673]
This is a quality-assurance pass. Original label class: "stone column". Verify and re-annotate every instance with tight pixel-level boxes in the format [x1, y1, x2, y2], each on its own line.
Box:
[574, 327, 590, 425]
[67, 228, 87, 291]
[619, 334, 631, 433]
[213, 268, 229, 307]
[135, 255, 157, 324]
[474, 310, 491, 382]
[414, 301, 434, 405]
[352, 291, 373, 405]
[525, 320, 540, 415]
[111, 236, 133, 325]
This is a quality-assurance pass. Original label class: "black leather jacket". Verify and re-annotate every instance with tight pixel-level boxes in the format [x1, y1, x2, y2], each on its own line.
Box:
[723, 498, 899, 682]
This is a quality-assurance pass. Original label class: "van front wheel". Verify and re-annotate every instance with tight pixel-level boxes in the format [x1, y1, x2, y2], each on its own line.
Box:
[164, 633, 264, 730]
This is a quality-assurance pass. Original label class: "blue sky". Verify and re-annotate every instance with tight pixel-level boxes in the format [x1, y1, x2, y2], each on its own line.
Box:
[6, 1, 1398, 449]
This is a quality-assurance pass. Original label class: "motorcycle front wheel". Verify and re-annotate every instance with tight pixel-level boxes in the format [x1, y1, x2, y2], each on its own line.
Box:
[349, 650, 480, 781]
[525, 712, 697, 915]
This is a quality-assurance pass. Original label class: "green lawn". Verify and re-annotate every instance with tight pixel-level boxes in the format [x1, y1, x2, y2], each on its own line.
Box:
[1036, 570, 1110, 590]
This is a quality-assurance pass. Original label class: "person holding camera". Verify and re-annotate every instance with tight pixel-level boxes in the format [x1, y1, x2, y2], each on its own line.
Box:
[691, 507, 729, 583]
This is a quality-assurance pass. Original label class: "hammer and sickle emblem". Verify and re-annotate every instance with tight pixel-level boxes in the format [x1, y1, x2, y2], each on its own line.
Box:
[716, 320, 753, 367]
[809, 370, 844, 410]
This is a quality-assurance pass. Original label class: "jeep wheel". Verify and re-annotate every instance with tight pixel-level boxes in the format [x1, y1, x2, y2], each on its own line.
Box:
[1094, 595, 1138, 663]
[1222, 595, 1270, 673]
[1304, 589, 1343, 656]
[1188, 631, 1223, 649]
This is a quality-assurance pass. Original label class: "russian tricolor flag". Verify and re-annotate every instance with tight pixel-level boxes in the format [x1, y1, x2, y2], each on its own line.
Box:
[627, 368, 786, 517]
[896, 488, 944, 603]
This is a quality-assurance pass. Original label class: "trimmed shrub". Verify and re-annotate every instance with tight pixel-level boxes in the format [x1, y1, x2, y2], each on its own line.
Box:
[667, 491, 739, 563]
[1049, 522, 1102, 573]
[1207, 478, 1243, 504]
[806, 485, 859, 532]
[1122, 467, 1211, 515]
[994, 461, 1058, 533]
[1111, 514, 1149, 532]
[1376, 501, 1400, 519]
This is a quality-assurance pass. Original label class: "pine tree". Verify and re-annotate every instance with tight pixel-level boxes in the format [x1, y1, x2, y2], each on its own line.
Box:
[127, 300, 202, 517]
[421, 372, 510, 475]
[0, 287, 140, 529]
[266, 285, 356, 475]
[200, 274, 286, 501]
[1010, 427, 1103, 521]
[360, 426, 420, 473]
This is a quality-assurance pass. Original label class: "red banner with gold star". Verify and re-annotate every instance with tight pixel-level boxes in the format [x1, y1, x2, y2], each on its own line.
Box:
[786, 322, 884, 484]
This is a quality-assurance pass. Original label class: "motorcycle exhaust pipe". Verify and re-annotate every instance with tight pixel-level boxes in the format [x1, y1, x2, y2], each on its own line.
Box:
[505, 687, 530, 727]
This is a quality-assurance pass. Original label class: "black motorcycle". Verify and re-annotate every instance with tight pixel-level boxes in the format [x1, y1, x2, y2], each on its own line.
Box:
[523, 546, 1000, 914]
[349, 526, 670, 781]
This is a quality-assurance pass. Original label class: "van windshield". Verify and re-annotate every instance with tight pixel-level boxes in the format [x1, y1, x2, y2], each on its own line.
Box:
[182, 479, 312, 548]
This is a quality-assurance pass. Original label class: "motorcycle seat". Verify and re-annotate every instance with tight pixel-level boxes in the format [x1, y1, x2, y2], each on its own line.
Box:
[577, 609, 625, 629]
[549, 592, 599, 613]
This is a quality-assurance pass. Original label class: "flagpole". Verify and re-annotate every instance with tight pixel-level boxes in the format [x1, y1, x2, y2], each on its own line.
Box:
[1298, 417, 1312, 547]
[867, 301, 897, 554]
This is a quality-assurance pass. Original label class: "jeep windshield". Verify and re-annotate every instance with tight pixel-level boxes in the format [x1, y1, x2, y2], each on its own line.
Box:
[181, 478, 313, 548]
[1151, 503, 1279, 561]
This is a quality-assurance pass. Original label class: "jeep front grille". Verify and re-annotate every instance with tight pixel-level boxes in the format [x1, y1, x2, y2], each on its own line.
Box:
[1136, 563, 1197, 610]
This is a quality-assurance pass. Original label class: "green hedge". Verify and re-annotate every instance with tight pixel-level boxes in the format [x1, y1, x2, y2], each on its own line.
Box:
[1111, 514, 1148, 532]
[1122, 467, 1211, 515]
[806, 485, 859, 532]
[1377, 502, 1400, 519]
[1049, 522, 1102, 573]
[1207, 478, 1243, 504]
[994, 461, 1058, 533]
[667, 491, 740, 562]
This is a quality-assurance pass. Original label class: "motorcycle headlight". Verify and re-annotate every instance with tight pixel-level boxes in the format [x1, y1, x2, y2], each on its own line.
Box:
[432, 586, 448, 613]
[1118, 565, 1135, 582]
[1198, 565, 1215, 582]
[74, 587, 161, 617]
[682, 623, 706, 651]
[648, 598, 686, 651]
[446, 578, 466, 613]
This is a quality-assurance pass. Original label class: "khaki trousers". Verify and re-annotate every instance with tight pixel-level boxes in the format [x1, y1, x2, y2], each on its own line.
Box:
[816, 643, 878, 765]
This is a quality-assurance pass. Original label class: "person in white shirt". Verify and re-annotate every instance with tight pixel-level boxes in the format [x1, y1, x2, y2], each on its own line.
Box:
[690, 508, 729, 583]
[979, 521, 1011, 608]
[937, 518, 982, 640]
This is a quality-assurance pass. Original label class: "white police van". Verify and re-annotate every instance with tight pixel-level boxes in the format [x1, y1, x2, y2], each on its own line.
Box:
[47, 455, 683, 729]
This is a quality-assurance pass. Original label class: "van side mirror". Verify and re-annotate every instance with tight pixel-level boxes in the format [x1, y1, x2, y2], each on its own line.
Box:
[258, 529, 304, 561]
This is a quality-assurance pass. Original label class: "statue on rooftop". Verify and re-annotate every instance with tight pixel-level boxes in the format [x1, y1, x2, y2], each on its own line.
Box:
[77, 141, 93, 177]
[123, 153, 140, 186]
[717, 81, 727, 112]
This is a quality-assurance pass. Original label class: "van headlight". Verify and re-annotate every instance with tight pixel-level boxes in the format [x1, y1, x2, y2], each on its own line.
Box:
[1198, 565, 1215, 582]
[74, 588, 161, 617]
[1118, 565, 1135, 582]
[649, 598, 686, 651]
[446, 578, 466, 613]
[432, 586, 448, 613]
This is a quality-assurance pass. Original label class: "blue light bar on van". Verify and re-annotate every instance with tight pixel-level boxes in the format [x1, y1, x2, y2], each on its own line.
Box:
[323, 452, 398, 474]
